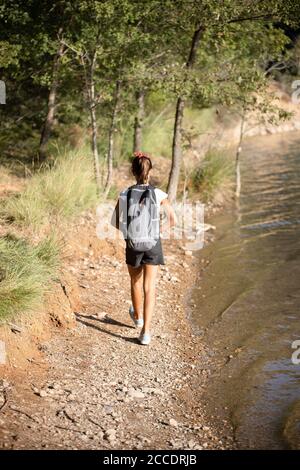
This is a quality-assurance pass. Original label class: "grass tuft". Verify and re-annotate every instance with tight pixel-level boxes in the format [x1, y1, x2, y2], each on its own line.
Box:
[1, 149, 98, 228]
[0, 233, 61, 320]
[190, 149, 234, 202]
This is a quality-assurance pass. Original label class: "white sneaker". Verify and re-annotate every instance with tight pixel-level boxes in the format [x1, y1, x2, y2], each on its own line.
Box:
[129, 305, 144, 328]
[139, 332, 151, 345]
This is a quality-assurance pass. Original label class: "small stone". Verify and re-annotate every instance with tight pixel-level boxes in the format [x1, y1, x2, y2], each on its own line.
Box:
[39, 390, 47, 398]
[93, 311, 107, 319]
[184, 250, 193, 257]
[103, 405, 114, 414]
[0, 380, 10, 390]
[8, 323, 22, 334]
[151, 388, 164, 396]
[169, 418, 178, 427]
[188, 439, 196, 449]
[111, 261, 120, 268]
[104, 428, 117, 442]
[128, 389, 145, 399]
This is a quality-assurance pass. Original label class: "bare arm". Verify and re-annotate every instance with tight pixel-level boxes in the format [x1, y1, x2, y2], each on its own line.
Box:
[160, 198, 176, 235]
[111, 199, 120, 230]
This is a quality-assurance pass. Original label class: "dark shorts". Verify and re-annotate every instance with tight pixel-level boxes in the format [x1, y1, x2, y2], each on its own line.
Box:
[126, 238, 165, 267]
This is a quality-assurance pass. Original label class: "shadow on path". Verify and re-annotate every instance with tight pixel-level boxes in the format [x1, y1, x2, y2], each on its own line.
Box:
[76, 313, 134, 329]
[75, 313, 138, 344]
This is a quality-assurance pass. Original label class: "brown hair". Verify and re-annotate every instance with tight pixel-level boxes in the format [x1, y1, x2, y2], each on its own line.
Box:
[131, 152, 152, 184]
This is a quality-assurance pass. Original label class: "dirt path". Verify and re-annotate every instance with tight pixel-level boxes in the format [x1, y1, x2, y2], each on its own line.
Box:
[0, 212, 234, 450]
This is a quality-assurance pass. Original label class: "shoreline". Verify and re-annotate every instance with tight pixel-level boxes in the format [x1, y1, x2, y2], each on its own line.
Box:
[186, 131, 300, 450]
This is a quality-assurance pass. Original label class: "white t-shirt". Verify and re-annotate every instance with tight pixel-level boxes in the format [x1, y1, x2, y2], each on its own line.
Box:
[120, 186, 168, 212]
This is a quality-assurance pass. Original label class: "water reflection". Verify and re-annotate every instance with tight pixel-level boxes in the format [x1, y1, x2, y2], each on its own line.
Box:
[192, 132, 300, 449]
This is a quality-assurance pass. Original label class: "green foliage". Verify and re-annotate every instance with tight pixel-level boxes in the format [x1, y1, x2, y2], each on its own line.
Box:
[112, 98, 216, 162]
[142, 108, 174, 158]
[0, 40, 21, 68]
[190, 149, 234, 202]
[0, 0, 299, 176]
[1, 149, 98, 228]
[0, 233, 61, 320]
[182, 107, 215, 145]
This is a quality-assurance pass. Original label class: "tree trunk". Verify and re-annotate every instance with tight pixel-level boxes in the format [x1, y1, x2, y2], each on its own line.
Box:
[90, 102, 101, 190]
[39, 35, 65, 162]
[104, 80, 121, 197]
[235, 112, 246, 198]
[167, 97, 185, 203]
[86, 52, 101, 191]
[133, 89, 145, 152]
[167, 27, 203, 203]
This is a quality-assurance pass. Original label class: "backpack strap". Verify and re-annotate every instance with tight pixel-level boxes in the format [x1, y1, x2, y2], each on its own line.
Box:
[148, 185, 157, 203]
[126, 187, 133, 231]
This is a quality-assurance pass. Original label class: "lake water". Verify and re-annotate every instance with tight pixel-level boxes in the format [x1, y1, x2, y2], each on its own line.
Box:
[192, 132, 300, 449]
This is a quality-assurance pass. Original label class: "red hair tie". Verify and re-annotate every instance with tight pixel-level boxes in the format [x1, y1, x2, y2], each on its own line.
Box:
[134, 151, 149, 158]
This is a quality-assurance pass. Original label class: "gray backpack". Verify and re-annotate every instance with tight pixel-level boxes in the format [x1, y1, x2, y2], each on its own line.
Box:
[126, 185, 159, 252]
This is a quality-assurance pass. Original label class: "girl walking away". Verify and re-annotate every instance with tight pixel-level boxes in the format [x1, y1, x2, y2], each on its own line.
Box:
[112, 152, 176, 345]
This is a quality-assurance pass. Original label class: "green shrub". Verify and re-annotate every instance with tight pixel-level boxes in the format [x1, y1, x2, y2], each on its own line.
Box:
[0, 233, 61, 320]
[190, 149, 234, 202]
[1, 149, 98, 228]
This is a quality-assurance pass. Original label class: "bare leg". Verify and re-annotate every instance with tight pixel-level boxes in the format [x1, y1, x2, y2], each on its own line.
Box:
[142, 264, 158, 334]
[127, 265, 143, 320]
